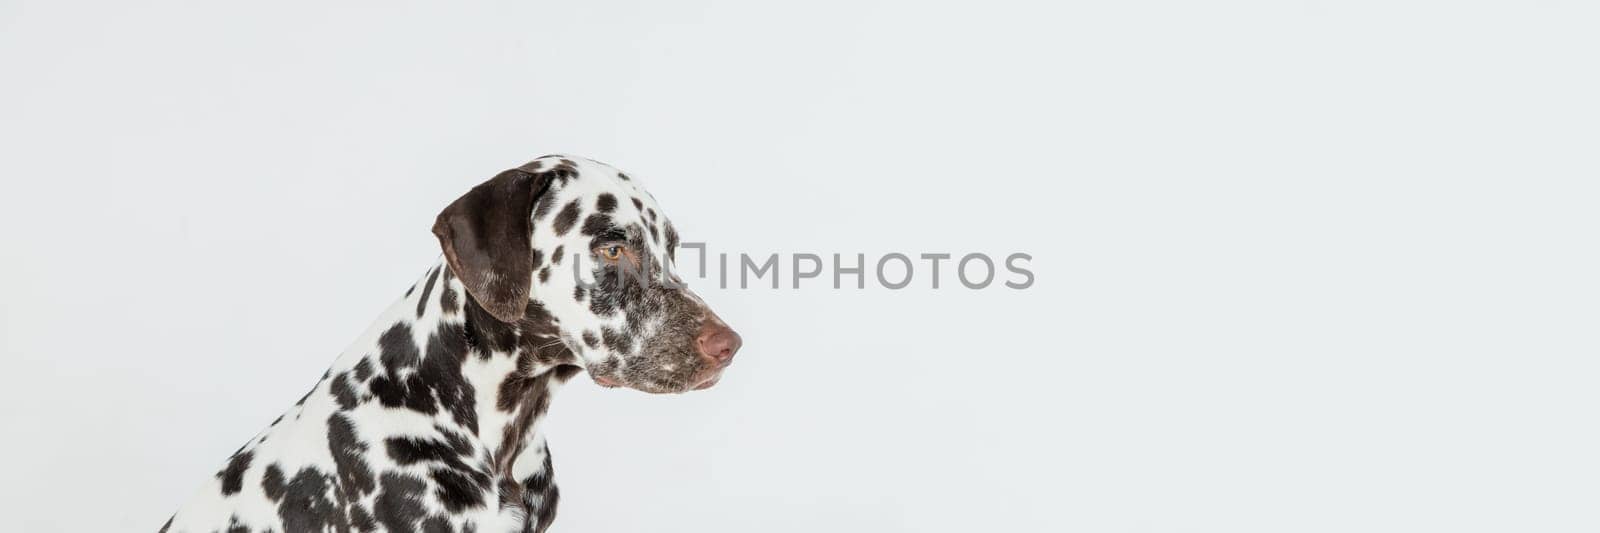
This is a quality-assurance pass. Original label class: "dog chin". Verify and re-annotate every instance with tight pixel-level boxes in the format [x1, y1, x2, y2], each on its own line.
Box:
[589, 370, 722, 394]
[690, 375, 721, 390]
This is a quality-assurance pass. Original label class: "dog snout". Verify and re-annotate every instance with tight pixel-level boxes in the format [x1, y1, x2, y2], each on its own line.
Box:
[696, 320, 742, 366]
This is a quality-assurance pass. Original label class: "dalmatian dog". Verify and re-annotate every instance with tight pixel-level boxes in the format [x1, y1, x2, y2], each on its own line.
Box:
[161, 155, 742, 533]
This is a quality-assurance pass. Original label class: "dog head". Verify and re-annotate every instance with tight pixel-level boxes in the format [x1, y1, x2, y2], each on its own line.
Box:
[432, 155, 740, 393]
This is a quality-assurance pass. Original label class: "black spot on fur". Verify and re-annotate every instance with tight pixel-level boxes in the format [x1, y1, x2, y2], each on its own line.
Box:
[371, 376, 420, 414]
[387, 436, 468, 466]
[417, 265, 440, 318]
[538, 267, 551, 284]
[551, 246, 563, 265]
[580, 214, 613, 236]
[596, 193, 617, 213]
[631, 197, 644, 210]
[370, 377, 416, 412]
[375, 473, 427, 532]
[431, 467, 490, 512]
[582, 331, 600, 349]
[261, 463, 286, 501]
[422, 516, 454, 533]
[496, 355, 539, 413]
[572, 284, 586, 302]
[328, 414, 376, 496]
[353, 358, 374, 381]
[276, 467, 342, 532]
[552, 201, 581, 236]
[378, 323, 420, 371]
[217, 450, 253, 496]
[439, 425, 476, 456]
[332, 372, 359, 410]
[351, 507, 378, 533]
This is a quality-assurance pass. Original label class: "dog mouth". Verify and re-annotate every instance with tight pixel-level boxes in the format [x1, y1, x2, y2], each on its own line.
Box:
[689, 367, 725, 390]
[690, 373, 722, 390]
[590, 364, 726, 394]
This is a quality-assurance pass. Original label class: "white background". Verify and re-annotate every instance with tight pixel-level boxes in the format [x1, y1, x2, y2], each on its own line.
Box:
[2, 1, 1597, 531]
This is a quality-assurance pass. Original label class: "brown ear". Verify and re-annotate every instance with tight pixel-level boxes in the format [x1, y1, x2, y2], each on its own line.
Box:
[432, 168, 552, 323]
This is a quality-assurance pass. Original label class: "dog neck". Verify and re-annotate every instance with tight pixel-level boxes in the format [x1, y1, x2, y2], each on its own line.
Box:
[352, 259, 582, 486]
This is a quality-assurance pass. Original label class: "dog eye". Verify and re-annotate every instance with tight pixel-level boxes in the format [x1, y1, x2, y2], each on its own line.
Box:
[597, 245, 624, 261]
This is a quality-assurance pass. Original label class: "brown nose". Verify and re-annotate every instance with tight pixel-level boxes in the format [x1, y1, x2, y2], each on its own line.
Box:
[696, 321, 742, 365]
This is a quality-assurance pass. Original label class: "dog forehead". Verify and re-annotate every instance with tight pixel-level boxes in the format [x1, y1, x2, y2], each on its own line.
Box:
[532, 156, 672, 235]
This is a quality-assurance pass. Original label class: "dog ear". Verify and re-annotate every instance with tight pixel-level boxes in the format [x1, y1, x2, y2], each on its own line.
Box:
[432, 168, 552, 323]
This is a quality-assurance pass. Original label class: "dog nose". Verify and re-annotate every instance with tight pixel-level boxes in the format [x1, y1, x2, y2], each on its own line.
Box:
[696, 322, 742, 365]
